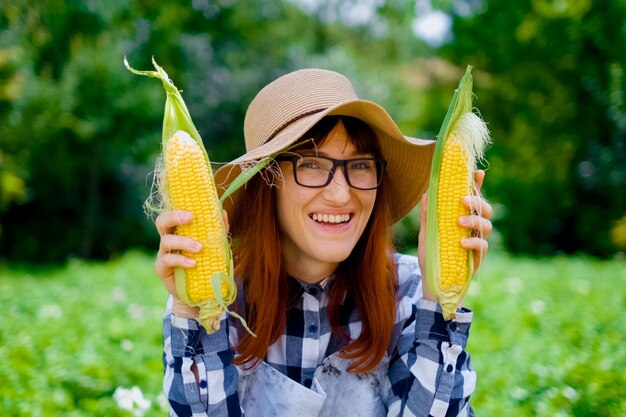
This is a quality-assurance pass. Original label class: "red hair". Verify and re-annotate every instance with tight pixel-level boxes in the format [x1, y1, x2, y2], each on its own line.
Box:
[230, 116, 397, 374]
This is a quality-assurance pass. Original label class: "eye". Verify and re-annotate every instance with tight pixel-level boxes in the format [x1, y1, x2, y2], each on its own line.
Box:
[296, 157, 326, 170]
[349, 159, 376, 171]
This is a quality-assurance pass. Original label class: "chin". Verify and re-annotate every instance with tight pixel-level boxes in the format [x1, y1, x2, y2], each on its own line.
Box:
[317, 249, 353, 264]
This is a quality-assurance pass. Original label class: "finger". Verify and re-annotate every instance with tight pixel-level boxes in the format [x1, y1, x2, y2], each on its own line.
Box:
[154, 252, 193, 299]
[461, 237, 489, 272]
[159, 234, 202, 255]
[461, 236, 489, 255]
[458, 215, 493, 239]
[155, 210, 193, 236]
[462, 196, 493, 220]
[474, 170, 485, 190]
[156, 251, 196, 273]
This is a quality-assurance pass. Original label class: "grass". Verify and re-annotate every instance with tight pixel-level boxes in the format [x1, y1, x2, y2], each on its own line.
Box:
[0, 250, 624, 416]
[466, 252, 626, 416]
[0, 250, 167, 416]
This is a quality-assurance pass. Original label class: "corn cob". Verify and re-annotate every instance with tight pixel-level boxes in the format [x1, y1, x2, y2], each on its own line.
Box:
[165, 131, 229, 305]
[426, 66, 490, 320]
[124, 57, 252, 334]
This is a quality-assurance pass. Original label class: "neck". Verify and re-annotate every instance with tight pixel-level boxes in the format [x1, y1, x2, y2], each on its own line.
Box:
[283, 256, 338, 284]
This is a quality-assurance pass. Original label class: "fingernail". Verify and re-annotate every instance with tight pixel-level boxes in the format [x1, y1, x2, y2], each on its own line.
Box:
[461, 238, 471, 245]
[459, 216, 470, 226]
[192, 242, 202, 251]
[185, 257, 196, 266]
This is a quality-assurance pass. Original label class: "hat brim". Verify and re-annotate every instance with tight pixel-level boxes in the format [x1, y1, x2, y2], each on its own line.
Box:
[214, 99, 435, 224]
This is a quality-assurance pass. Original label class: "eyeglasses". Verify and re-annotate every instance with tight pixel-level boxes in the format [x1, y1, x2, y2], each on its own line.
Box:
[275, 155, 387, 190]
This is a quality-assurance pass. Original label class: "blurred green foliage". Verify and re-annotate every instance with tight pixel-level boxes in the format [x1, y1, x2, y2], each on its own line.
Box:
[466, 251, 626, 416]
[0, 251, 166, 416]
[0, 250, 624, 415]
[0, 0, 625, 261]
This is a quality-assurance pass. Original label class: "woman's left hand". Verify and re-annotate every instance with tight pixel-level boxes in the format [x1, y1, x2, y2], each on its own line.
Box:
[418, 170, 493, 301]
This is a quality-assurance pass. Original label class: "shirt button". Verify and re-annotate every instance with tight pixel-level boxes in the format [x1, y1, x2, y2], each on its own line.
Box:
[308, 324, 318, 333]
[449, 323, 457, 331]
[199, 379, 208, 389]
[446, 364, 454, 373]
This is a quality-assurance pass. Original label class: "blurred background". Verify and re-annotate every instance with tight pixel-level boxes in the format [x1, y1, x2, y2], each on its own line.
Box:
[1, 0, 625, 416]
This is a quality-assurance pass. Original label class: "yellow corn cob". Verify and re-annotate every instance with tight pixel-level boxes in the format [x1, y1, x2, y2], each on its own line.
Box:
[165, 131, 229, 304]
[437, 134, 472, 295]
[426, 66, 490, 320]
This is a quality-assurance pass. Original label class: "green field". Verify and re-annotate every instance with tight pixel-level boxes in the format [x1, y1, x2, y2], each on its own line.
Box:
[1, 251, 624, 416]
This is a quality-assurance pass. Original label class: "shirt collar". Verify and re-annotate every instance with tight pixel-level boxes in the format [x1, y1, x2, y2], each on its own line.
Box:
[294, 274, 336, 299]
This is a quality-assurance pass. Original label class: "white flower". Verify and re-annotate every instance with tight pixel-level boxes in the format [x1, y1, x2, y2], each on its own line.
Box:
[113, 386, 151, 417]
[511, 386, 527, 400]
[562, 385, 579, 401]
[530, 300, 546, 315]
[113, 387, 134, 411]
[121, 339, 134, 351]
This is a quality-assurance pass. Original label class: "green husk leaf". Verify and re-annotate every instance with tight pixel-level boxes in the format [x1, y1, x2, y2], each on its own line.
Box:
[123, 56, 205, 154]
[175, 267, 192, 305]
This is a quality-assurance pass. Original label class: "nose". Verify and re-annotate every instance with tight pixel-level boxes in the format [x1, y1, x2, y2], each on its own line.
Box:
[323, 166, 351, 204]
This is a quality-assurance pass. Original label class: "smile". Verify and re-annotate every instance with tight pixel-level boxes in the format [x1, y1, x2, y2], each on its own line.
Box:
[310, 213, 351, 224]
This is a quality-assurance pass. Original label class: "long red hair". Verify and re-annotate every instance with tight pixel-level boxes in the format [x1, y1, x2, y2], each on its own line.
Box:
[229, 116, 397, 374]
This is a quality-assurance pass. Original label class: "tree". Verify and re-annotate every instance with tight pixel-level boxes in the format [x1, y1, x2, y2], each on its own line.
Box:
[1, 0, 409, 261]
[437, 0, 626, 256]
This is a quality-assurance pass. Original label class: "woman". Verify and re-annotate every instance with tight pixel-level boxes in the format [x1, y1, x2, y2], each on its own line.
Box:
[155, 69, 492, 416]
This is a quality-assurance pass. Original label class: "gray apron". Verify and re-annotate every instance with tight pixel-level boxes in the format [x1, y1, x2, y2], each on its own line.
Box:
[238, 353, 389, 417]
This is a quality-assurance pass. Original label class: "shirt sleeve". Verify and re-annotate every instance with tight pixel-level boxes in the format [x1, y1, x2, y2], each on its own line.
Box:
[163, 297, 243, 417]
[385, 256, 476, 417]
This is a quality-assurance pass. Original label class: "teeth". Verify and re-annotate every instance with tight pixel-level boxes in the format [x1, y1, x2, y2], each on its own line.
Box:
[312, 214, 350, 223]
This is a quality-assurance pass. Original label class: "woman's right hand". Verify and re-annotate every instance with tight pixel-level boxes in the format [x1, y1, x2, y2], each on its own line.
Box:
[154, 210, 203, 317]
[154, 209, 230, 318]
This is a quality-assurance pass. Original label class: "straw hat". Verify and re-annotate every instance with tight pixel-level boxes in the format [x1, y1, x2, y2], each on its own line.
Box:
[214, 68, 435, 223]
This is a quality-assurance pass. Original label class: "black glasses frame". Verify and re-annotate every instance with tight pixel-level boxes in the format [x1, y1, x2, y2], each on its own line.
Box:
[275, 155, 387, 190]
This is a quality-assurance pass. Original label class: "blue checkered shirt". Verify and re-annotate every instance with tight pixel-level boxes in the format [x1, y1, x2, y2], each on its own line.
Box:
[163, 253, 476, 416]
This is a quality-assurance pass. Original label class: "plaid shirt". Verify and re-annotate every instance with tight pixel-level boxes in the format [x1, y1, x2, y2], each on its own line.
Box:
[163, 253, 476, 416]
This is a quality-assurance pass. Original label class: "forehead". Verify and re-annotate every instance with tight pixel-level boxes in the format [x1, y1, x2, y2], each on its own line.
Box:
[297, 117, 380, 156]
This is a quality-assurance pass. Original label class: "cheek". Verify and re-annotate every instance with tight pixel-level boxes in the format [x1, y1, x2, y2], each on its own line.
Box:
[275, 180, 306, 231]
[360, 191, 377, 216]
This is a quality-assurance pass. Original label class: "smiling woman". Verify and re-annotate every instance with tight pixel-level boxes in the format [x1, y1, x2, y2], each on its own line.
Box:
[230, 117, 390, 373]
[153, 68, 493, 416]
